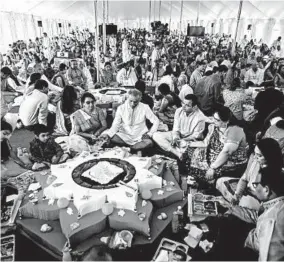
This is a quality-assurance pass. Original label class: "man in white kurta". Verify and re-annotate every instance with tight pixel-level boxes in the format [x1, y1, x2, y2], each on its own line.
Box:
[101, 89, 159, 153]
[153, 94, 207, 159]
[116, 62, 138, 86]
[122, 35, 131, 63]
[42, 33, 52, 62]
[109, 34, 117, 57]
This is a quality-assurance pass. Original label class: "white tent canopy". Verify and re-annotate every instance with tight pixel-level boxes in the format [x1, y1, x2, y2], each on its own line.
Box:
[1, 0, 284, 52]
[1, 0, 284, 21]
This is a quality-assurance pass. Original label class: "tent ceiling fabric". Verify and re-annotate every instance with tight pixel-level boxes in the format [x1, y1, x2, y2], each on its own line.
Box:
[1, 0, 284, 21]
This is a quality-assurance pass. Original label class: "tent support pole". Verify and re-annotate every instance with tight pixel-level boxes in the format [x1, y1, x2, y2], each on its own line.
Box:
[179, 0, 184, 38]
[232, 0, 243, 56]
[94, 0, 100, 84]
[107, 0, 109, 24]
[159, 0, 161, 21]
[103, 0, 107, 54]
[149, 0, 152, 31]
[196, 0, 200, 25]
[169, 1, 172, 32]
[153, 0, 156, 22]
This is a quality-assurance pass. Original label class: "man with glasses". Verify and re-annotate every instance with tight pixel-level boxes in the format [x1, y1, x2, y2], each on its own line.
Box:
[100, 89, 159, 155]
[225, 166, 284, 261]
[153, 94, 207, 159]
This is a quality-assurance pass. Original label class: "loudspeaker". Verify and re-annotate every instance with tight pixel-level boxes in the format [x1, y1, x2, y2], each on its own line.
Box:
[247, 24, 252, 30]
[187, 26, 205, 37]
[37, 21, 42, 27]
[99, 24, 118, 35]
[58, 23, 62, 28]
[211, 23, 214, 28]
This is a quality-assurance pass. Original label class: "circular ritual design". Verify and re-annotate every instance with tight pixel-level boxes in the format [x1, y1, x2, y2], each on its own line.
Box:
[98, 88, 127, 95]
[72, 158, 136, 190]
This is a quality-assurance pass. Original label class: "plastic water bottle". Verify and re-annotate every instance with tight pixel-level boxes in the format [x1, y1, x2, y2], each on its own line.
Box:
[172, 211, 179, 233]
[176, 206, 184, 230]
[181, 176, 188, 199]
[17, 147, 23, 157]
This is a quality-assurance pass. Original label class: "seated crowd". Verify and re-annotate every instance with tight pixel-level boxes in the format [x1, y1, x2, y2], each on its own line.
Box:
[1, 28, 284, 260]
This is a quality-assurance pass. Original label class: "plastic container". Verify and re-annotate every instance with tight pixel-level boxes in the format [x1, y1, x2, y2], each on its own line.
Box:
[172, 211, 179, 233]
[176, 206, 184, 230]
[181, 177, 188, 198]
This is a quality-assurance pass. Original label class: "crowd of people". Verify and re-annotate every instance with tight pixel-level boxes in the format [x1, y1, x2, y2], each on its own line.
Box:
[1, 25, 284, 260]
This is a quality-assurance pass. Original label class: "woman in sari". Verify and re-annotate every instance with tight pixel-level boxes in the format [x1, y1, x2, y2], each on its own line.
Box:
[216, 138, 283, 210]
[184, 106, 248, 187]
[68, 92, 107, 153]
[100, 62, 117, 86]
[1, 67, 23, 107]
[54, 85, 80, 136]
[274, 64, 284, 88]
[1, 120, 30, 178]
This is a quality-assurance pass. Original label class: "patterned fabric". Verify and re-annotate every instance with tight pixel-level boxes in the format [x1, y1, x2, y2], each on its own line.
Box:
[72, 108, 106, 134]
[66, 68, 86, 87]
[30, 137, 64, 163]
[184, 126, 248, 183]
[223, 89, 247, 120]
[1, 78, 16, 92]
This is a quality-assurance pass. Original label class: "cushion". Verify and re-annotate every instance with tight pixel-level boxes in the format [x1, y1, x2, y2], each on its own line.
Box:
[108, 198, 153, 237]
[59, 202, 107, 247]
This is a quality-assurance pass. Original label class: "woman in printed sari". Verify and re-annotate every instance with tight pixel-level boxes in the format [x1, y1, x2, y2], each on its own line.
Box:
[184, 105, 248, 187]
[54, 85, 80, 136]
[1, 67, 23, 104]
[68, 92, 107, 153]
[1, 120, 30, 178]
[216, 138, 283, 210]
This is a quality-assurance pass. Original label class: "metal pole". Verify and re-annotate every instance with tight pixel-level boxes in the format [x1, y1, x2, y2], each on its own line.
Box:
[153, 0, 156, 22]
[94, 0, 100, 83]
[159, 0, 161, 21]
[106, 0, 109, 24]
[103, 0, 107, 54]
[169, 1, 172, 32]
[179, 0, 184, 36]
[196, 0, 200, 25]
[149, 0, 152, 31]
[232, 0, 243, 55]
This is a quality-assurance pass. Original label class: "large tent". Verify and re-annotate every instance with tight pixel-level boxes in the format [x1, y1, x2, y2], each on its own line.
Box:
[1, 0, 284, 52]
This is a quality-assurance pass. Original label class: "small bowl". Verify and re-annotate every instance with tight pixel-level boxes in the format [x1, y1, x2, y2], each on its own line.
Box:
[175, 245, 187, 253]
[193, 193, 204, 201]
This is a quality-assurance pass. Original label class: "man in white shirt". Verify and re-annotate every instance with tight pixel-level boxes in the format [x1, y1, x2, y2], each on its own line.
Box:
[122, 35, 130, 63]
[244, 62, 264, 86]
[116, 61, 138, 86]
[153, 94, 207, 159]
[151, 41, 161, 69]
[24, 64, 62, 96]
[101, 89, 159, 154]
[42, 32, 52, 62]
[109, 34, 117, 57]
[240, 35, 249, 49]
[19, 79, 49, 128]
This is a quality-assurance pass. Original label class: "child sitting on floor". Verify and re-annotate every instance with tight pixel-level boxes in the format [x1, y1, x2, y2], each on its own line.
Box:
[30, 124, 70, 170]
